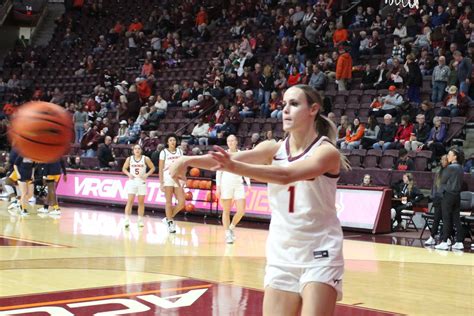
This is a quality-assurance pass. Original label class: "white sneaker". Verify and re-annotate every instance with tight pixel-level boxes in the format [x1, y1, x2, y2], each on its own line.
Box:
[230, 229, 236, 242]
[390, 208, 396, 220]
[37, 207, 49, 214]
[124, 218, 130, 229]
[424, 236, 436, 246]
[392, 220, 398, 229]
[49, 209, 61, 216]
[447, 239, 452, 246]
[8, 201, 19, 210]
[452, 242, 465, 250]
[435, 242, 449, 250]
[138, 219, 144, 228]
[20, 209, 29, 216]
[225, 230, 234, 244]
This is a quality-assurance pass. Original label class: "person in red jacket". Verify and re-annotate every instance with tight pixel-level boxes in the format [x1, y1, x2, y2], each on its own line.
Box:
[195, 6, 208, 32]
[390, 115, 414, 149]
[335, 46, 352, 91]
[136, 78, 151, 102]
[341, 117, 365, 149]
[333, 22, 349, 46]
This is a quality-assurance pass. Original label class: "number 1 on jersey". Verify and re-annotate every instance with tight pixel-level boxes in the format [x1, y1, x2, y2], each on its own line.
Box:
[288, 186, 295, 213]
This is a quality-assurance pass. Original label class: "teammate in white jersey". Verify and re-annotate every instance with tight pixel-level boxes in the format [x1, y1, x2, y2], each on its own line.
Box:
[216, 135, 251, 244]
[159, 134, 185, 233]
[122, 144, 155, 228]
[170, 85, 350, 316]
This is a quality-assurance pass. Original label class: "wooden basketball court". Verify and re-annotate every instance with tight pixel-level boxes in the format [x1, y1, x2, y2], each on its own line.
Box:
[0, 202, 472, 315]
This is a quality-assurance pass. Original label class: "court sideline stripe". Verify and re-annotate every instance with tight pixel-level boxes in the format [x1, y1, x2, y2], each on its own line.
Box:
[0, 284, 212, 311]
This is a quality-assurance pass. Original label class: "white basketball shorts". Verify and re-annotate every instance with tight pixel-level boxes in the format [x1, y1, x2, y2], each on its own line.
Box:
[125, 179, 147, 196]
[163, 173, 179, 187]
[220, 184, 245, 200]
[264, 264, 343, 301]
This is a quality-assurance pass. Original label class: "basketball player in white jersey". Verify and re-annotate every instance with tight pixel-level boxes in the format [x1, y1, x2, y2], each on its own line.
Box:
[159, 134, 185, 233]
[122, 144, 155, 228]
[216, 135, 251, 244]
[170, 84, 350, 315]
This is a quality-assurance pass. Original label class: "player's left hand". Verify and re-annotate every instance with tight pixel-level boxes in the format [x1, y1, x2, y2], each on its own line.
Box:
[210, 146, 235, 172]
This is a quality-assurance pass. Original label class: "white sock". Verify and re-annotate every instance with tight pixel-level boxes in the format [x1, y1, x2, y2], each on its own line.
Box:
[229, 224, 235, 230]
[138, 216, 143, 221]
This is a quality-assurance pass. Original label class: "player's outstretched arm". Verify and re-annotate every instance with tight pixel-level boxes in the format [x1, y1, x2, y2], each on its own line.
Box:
[210, 143, 340, 185]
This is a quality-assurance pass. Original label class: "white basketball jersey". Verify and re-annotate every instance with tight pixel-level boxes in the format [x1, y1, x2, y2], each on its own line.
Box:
[129, 155, 146, 180]
[267, 136, 344, 267]
[159, 148, 183, 174]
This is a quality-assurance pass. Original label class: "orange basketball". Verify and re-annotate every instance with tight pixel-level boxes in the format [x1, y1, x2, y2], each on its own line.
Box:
[185, 203, 195, 212]
[9, 101, 73, 163]
[206, 191, 217, 202]
[192, 180, 201, 189]
[199, 180, 208, 189]
[186, 179, 193, 188]
[189, 167, 200, 177]
[185, 191, 193, 201]
[205, 180, 212, 189]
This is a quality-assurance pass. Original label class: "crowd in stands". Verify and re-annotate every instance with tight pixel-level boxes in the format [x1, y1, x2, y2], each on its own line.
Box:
[0, 0, 473, 178]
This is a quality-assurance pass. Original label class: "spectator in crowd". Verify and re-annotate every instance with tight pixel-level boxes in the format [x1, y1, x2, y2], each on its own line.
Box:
[372, 85, 404, 118]
[335, 46, 352, 91]
[191, 118, 210, 146]
[393, 148, 414, 171]
[373, 114, 397, 151]
[373, 62, 390, 89]
[333, 22, 349, 47]
[412, 26, 432, 51]
[361, 174, 373, 187]
[80, 122, 100, 157]
[423, 116, 447, 162]
[391, 115, 414, 150]
[405, 54, 422, 103]
[246, 132, 261, 150]
[73, 105, 88, 143]
[431, 56, 450, 103]
[153, 93, 167, 119]
[453, 50, 472, 95]
[117, 118, 141, 144]
[404, 114, 431, 151]
[340, 117, 365, 150]
[269, 91, 283, 120]
[68, 156, 83, 169]
[391, 173, 423, 230]
[418, 100, 436, 128]
[308, 64, 327, 91]
[360, 64, 377, 90]
[388, 37, 405, 65]
[336, 115, 350, 148]
[97, 136, 117, 170]
[360, 115, 380, 149]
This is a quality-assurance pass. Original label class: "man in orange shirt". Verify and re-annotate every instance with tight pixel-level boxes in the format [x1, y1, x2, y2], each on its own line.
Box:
[333, 22, 348, 47]
[335, 46, 352, 91]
